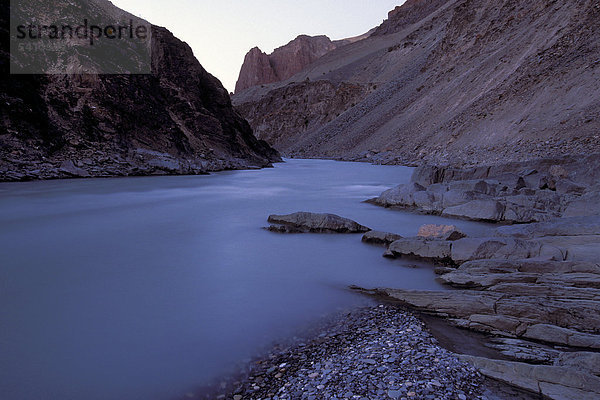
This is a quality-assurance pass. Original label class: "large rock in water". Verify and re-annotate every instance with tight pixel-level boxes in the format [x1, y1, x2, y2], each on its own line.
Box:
[362, 231, 403, 245]
[0, 0, 280, 182]
[267, 212, 370, 233]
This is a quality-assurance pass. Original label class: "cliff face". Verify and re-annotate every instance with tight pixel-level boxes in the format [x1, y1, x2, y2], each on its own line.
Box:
[235, 81, 371, 151]
[0, 0, 280, 182]
[235, 35, 340, 93]
[233, 0, 600, 166]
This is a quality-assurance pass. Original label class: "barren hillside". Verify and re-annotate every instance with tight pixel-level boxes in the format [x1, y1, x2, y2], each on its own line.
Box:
[234, 0, 600, 166]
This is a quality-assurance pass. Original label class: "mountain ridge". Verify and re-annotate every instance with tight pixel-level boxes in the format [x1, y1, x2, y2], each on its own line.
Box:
[233, 0, 600, 166]
[0, 0, 280, 182]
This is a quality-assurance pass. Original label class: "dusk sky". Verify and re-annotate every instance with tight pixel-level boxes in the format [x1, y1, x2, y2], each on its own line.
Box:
[110, 0, 405, 92]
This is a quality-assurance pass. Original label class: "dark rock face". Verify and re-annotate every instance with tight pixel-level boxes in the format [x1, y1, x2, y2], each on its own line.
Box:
[0, 0, 280, 182]
[266, 212, 370, 233]
[235, 80, 369, 151]
[235, 35, 340, 93]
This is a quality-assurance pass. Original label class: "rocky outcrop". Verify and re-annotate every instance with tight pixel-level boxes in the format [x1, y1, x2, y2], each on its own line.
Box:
[235, 35, 342, 93]
[361, 231, 402, 246]
[417, 224, 466, 241]
[0, 0, 280, 182]
[234, 0, 600, 164]
[266, 212, 370, 234]
[372, 155, 600, 223]
[357, 157, 600, 398]
[459, 355, 600, 400]
[235, 47, 280, 93]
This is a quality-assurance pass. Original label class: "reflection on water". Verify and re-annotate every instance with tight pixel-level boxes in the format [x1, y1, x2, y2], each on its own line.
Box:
[0, 159, 492, 400]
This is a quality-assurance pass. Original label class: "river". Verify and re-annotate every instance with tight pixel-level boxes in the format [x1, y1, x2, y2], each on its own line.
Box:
[0, 159, 491, 400]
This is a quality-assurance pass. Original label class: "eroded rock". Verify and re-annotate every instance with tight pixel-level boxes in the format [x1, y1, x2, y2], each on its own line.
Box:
[362, 231, 403, 245]
[417, 224, 466, 241]
[267, 212, 370, 233]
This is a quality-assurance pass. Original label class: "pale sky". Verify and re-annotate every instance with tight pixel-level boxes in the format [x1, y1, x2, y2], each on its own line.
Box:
[110, 0, 404, 92]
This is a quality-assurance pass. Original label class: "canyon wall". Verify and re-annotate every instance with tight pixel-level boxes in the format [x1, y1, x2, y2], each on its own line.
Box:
[234, 0, 600, 166]
[0, 0, 280, 181]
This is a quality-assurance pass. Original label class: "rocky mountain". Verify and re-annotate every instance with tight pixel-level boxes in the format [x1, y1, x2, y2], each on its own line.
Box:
[371, 0, 451, 36]
[0, 0, 280, 182]
[233, 0, 600, 166]
[235, 34, 352, 93]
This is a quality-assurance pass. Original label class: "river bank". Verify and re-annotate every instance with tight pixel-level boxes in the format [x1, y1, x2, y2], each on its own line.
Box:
[196, 304, 536, 400]
[211, 153, 600, 399]
[2, 160, 498, 400]
[358, 154, 600, 399]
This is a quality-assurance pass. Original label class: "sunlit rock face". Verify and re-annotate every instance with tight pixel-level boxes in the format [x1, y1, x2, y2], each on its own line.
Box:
[235, 35, 341, 93]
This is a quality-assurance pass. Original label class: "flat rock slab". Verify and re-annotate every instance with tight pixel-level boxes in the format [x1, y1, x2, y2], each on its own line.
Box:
[374, 288, 600, 346]
[388, 238, 453, 262]
[361, 230, 403, 245]
[459, 355, 600, 400]
[495, 216, 600, 238]
[267, 212, 370, 233]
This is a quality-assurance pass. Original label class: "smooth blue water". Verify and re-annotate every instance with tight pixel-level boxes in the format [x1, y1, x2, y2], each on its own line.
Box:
[0, 159, 492, 400]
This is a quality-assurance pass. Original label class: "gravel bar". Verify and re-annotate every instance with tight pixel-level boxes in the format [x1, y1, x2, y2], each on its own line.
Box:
[196, 304, 510, 400]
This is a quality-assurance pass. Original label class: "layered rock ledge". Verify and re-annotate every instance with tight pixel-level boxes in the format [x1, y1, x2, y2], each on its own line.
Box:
[371, 155, 600, 223]
[358, 158, 600, 399]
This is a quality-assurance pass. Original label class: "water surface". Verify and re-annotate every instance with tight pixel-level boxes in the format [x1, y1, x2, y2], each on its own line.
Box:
[0, 159, 492, 400]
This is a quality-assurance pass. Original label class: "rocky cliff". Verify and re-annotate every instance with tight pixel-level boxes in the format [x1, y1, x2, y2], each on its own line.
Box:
[233, 0, 600, 166]
[0, 0, 280, 182]
[235, 35, 344, 93]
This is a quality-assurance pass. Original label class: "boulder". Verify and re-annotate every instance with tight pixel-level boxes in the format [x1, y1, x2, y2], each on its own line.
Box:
[442, 200, 506, 222]
[440, 189, 477, 208]
[450, 237, 543, 264]
[388, 238, 452, 261]
[564, 191, 600, 217]
[266, 212, 370, 233]
[417, 224, 466, 241]
[362, 231, 403, 245]
[374, 183, 426, 207]
[555, 179, 587, 195]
